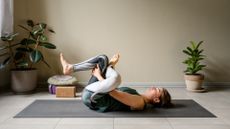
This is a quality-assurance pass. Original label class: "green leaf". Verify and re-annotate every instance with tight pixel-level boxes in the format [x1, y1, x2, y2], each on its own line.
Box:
[1, 36, 7, 41]
[30, 32, 38, 40]
[39, 35, 47, 42]
[32, 28, 42, 35]
[198, 49, 204, 55]
[186, 47, 193, 53]
[16, 47, 31, 52]
[16, 60, 29, 68]
[27, 47, 34, 52]
[48, 28, 55, 33]
[3, 56, 11, 66]
[1, 33, 19, 41]
[10, 33, 19, 39]
[190, 41, 196, 50]
[199, 65, 206, 68]
[198, 57, 204, 61]
[30, 50, 42, 63]
[32, 26, 43, 35]
[14, 52, 24, 60]
[196, 41, 203, 50]
[27, 20, 34, 27]
[39, 42, 56, 49]
[20, 38, 36, 45]
[39, 23, 47, 29]
[183, 50, 192, 56]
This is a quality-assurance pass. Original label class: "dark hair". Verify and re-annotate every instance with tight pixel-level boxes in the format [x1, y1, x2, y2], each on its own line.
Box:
[154, 88, 173, 108]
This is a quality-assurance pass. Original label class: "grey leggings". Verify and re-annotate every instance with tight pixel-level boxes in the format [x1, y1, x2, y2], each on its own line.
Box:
[73, 54, 121, 102]
[73, 54, 109, 85]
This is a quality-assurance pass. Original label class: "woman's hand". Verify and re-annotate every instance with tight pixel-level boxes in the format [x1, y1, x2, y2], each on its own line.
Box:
[92, 64, 104, 81]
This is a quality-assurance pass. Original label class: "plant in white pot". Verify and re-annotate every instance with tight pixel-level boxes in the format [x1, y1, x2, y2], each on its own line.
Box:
[182, 41, 206, 92]
[0, 20, 56, 94]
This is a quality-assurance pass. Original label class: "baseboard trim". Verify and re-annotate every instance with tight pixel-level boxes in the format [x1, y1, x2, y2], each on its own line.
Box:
[37, 81, 230, 89]
[69, 81, 230, 88]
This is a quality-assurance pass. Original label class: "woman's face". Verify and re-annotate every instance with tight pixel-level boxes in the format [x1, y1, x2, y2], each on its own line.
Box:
[145, 87, 162, 103]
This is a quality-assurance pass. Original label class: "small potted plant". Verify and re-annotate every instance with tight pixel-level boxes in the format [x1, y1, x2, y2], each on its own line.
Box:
[182, 41, 206, 92]
[0, 19, 56, 94]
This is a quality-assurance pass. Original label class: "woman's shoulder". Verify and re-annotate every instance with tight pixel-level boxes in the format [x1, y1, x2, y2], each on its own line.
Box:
[117, 87, 139, 95]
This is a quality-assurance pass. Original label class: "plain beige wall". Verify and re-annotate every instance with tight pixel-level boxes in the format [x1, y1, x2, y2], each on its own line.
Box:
[10, 0, 230, 87]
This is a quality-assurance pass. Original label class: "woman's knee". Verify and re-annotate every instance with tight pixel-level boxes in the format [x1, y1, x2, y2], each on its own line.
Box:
[98, 54, 109, 73]
[98, 54, 108, 59]
[98, 54, 109, 63]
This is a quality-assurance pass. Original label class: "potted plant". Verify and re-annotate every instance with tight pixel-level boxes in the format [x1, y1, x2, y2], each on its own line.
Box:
[0, 19, 56, 94]
[182, 41, 206, 92]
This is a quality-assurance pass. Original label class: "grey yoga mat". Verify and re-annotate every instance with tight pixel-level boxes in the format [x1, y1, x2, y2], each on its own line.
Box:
[14, 99, 216, 118]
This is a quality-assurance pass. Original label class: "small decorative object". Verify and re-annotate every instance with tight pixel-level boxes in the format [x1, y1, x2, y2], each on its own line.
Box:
[182, 41, 206, 92]
[47, 75, 78, 95]
[47, 75, 78, 85]
[48, 84, 56, 94]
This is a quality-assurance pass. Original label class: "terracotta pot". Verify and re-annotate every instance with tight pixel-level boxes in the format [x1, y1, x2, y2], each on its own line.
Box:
[184, 74, 204, 92]
[11, 69, 37, 94]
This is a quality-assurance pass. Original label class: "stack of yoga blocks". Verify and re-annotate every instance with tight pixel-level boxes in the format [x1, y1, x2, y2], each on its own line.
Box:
[47, 75, 78, 97]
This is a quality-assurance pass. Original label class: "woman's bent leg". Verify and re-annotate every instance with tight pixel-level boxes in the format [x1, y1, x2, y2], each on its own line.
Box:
[85, 66, 121, 102]
[86, 67, 121, 92]
[73, 54, 108, 73]
[72, 54, 109, 84]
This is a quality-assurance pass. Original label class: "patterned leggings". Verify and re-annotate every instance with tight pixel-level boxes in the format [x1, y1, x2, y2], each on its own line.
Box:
[73, 54, 121, 102]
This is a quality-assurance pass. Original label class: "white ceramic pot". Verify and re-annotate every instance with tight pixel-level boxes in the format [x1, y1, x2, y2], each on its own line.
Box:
[184, 74, 204, 92]
[11, 69, 37, 94]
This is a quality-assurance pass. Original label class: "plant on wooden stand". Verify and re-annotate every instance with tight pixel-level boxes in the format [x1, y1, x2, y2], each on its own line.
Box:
[182, 41, 206, 92]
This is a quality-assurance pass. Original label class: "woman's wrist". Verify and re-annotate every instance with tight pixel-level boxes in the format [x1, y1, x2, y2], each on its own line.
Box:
[96, 74, 104, 81]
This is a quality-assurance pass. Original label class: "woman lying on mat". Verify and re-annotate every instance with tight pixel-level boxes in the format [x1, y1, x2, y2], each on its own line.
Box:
[60, 53, 172, 112]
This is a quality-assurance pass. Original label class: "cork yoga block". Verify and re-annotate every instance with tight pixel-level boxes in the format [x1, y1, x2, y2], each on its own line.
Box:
[56, 86, 76, 98]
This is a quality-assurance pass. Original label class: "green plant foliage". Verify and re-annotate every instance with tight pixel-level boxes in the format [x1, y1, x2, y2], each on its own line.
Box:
[1, 33, 19, 41]
[0, 33, 20, 69]
[39, 42, 56, 49]
[20, 38, 36, 45]
[16, 60, 29, 68]
[0, 19, 56, 70]
[18, 19, 56, 68]
[30, 50, 42, 63]
[182, 41, 206, 74]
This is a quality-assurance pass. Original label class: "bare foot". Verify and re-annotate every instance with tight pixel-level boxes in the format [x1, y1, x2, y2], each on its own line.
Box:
[109, 53, 120, 67]
[60, 53, 73, 75]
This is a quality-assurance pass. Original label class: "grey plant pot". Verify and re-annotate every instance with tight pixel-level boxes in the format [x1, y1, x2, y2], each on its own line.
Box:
[11, 69, 37, 94]
[184, 74, 205, 92]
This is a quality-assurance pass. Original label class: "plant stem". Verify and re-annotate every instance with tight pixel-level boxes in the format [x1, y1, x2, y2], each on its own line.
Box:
[25, 34, 31, 67]
[34, 35, 40, 50]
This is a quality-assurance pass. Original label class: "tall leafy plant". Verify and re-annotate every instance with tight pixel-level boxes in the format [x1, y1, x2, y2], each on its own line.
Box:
[17, 19, 56, 69]
[182, 41, 206, 75]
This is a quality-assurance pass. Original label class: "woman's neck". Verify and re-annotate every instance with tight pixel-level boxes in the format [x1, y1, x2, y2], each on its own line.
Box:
[140, 94, 151, 104]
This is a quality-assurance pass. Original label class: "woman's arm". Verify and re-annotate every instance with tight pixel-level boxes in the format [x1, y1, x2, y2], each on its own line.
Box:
[109, 90, 145, 110]
[91, 64, 105, 81]
[92, 65, 144, 110]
